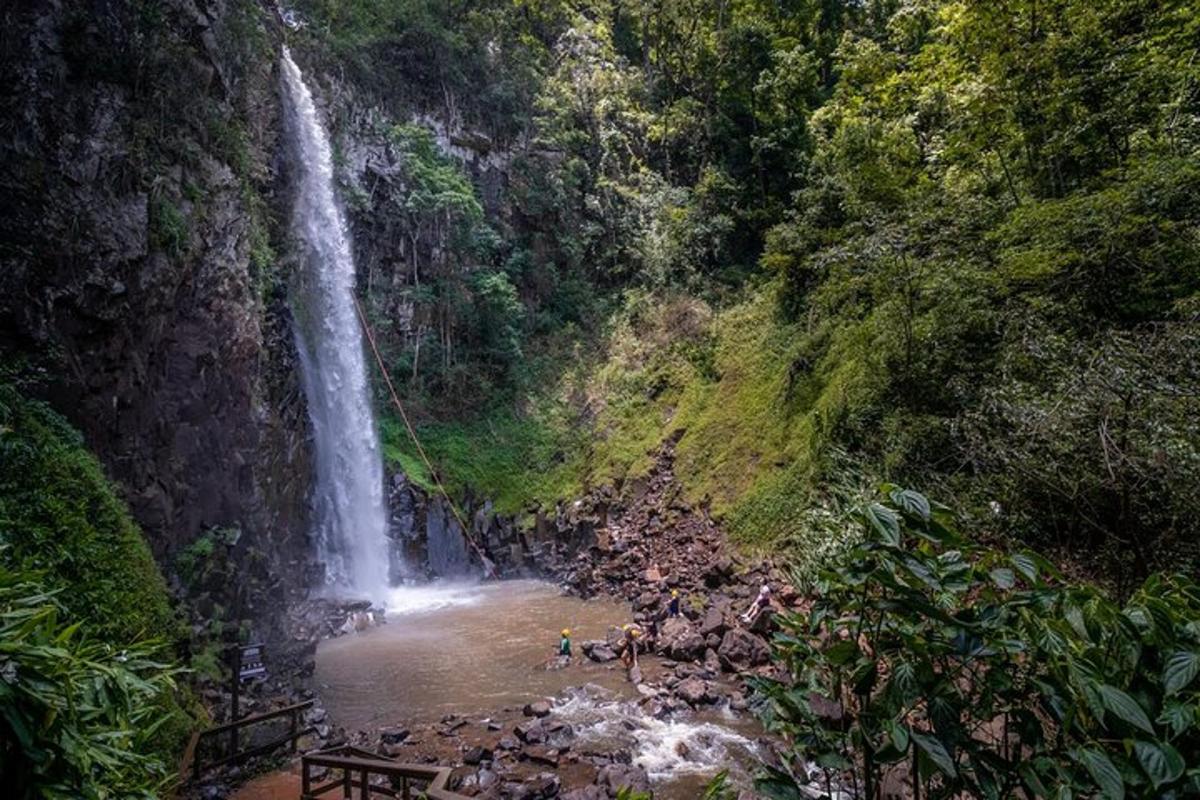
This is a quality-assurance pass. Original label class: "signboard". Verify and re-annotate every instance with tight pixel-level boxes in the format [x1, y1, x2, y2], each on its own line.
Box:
[238, 644, 267, 682]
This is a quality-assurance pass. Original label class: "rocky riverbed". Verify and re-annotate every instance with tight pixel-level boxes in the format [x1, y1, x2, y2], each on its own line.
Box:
[195, 442, 813, 799]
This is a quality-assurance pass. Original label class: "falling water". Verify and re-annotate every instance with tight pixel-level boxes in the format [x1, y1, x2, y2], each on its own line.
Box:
[280, 47, 392, 601]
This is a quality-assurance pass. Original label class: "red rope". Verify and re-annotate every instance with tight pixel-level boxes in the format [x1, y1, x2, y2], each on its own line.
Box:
[353, 295, 497, 579]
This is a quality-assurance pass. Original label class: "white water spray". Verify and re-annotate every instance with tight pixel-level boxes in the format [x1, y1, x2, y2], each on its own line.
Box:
[280, 47, 392, 601]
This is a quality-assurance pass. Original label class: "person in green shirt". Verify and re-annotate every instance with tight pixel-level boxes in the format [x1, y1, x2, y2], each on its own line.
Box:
[559, 628, 572, 657]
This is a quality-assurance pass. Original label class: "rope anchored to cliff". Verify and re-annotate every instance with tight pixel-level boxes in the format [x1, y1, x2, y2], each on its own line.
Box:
[352, 296, 498, 580]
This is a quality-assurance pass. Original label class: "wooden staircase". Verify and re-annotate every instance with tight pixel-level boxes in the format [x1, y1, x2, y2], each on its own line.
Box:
[300, 745, 469, 800]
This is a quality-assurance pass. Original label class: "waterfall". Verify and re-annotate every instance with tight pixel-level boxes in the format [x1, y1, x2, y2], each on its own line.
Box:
[280, 47, 392, 601]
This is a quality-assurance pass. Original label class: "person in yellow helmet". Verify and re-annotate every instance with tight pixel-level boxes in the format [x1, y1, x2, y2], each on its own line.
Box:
[559, 628, 572, 657]
[667, 588, 681, 618]
[619, 623, 642, 670]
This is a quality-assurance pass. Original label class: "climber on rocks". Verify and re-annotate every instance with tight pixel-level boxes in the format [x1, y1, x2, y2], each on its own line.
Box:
[740, 584, 772, 624]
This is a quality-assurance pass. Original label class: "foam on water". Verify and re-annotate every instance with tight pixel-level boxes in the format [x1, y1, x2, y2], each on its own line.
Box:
[384, 581, 485, 616]
[554, 686, 762, 783]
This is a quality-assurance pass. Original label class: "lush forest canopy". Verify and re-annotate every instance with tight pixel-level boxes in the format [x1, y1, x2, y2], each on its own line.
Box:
[294, 0, 1200, 587]
[1, 0, 1198, 796]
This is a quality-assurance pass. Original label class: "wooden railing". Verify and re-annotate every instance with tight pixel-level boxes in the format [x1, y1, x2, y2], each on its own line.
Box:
[301, 745, 469, 800]
[182, 699, 315, 782]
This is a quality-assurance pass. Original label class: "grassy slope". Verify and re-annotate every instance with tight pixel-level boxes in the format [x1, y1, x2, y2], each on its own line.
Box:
[381, 285, 870, 567]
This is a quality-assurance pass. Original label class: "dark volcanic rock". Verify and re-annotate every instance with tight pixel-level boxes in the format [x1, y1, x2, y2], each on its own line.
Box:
[699, 607, 728, 638]
[463, 745, 493, 765]
[380, 726, 410, 745]
[561, 788, 607, 800]
[597, 764, 650, 796]
[675, 677, 711, 705]
[524, 700, 553, 718]
[718, 628, 771, 668]
[522, 745, 561, 767]
[581, 640, 618, 662]
[657, 617, 706, 661]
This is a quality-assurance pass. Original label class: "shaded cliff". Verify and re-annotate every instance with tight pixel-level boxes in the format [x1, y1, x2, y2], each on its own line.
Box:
[0, 0, 314, 612]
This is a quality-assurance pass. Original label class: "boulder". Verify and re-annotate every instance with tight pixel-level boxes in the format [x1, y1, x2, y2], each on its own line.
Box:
[526, 772, 561, 799]
[581, 640, 618, 662]
[704, 557, 735, 587]
[718, 628, 770, 668]
[561, 788, 607, 800]
[699, 607, 728, 638]
[515, 719, 547, 744]
[524, 700, 553, 718]
[597, 765, 650, 796]
[675, 677, 710, 705]
[657, 616, 706, 661]
[703, 647, 722, 675]
[634, 591, 661, 612]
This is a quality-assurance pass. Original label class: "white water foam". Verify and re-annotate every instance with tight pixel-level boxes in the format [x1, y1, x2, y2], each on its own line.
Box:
[554, 686, 762, 783]
[383, 581, 485, 616]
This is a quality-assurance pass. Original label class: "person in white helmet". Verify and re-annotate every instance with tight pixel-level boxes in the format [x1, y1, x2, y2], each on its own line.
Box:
[740, 584, 772, 623]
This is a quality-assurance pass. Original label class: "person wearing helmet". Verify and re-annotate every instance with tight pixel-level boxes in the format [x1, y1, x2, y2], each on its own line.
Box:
[740, 584, 772, 623]
[619, 623, 642, 670]
[559, 628, 572, 658]
[667, 589, 681, 618]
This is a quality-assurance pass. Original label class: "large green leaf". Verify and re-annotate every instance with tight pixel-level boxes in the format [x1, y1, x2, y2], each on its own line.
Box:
[1157, 701, 1195, 738]
[1098, 685, 1155, 735]
[863, 503, 901, 546]
[989, 567, 1015, 589]
[1163, 651, 1200, 696]
[887, 486, 931, 521]
[912, 731, 957, 778]
[1073, 747, 1125, 800]
[1133, 740, 1184, 787]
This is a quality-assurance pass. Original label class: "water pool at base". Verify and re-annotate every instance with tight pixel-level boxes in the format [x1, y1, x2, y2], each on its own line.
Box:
[314, 579, 764, 797]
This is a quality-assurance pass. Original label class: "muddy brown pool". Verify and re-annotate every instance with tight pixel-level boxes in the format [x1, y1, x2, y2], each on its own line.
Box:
[314, 580, 763, 797]
[316, 580, 637, 727]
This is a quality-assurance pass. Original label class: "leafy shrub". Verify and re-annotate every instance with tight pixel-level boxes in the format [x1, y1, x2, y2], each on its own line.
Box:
[0, 385, 179, 645]
[755, 487, 1200, 799]
[0, 562, 181, 799]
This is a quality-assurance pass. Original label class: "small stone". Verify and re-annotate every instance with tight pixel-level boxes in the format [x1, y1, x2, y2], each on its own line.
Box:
[463, 745, 493, 765]
[380, 726, 410, 745]
[522, 745, 561, 767]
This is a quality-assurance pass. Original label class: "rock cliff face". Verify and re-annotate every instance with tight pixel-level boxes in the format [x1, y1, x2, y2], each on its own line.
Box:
[0, 1, 314, 609]
[0, 0, 532, 603]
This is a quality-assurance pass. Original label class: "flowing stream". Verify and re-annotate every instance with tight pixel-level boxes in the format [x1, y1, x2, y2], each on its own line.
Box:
[280, 47, 392, 601]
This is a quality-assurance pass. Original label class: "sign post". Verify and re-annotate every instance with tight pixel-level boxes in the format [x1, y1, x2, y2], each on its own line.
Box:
[229, 644, 267, 756]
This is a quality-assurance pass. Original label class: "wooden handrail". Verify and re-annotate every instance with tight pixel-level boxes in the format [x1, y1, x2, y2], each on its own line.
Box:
[301, 746, 470, 800]
[188, 699, 314, 781]
[200, 699, 313, 737]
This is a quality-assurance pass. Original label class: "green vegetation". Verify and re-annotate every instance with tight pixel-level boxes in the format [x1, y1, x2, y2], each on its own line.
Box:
[320, 0, 1198, 587]
[0, 385, 178, 644]
[0, 563, 181, 799]
[756, 487, 1200, 799]
[0, 385, 196, 781]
